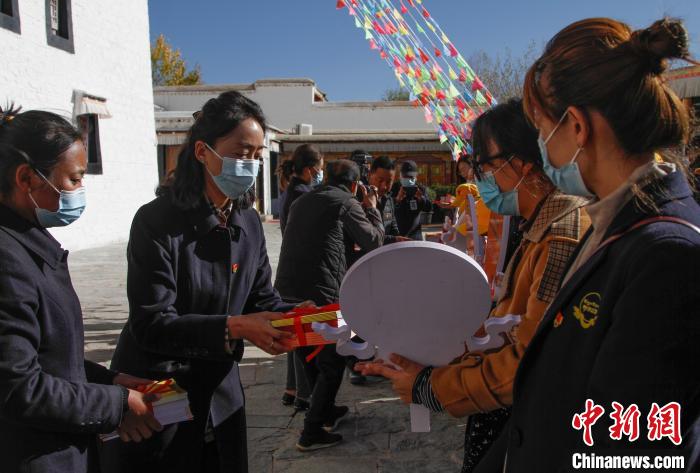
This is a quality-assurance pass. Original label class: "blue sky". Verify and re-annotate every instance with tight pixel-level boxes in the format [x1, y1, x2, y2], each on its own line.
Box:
[148, 0, 700, 101]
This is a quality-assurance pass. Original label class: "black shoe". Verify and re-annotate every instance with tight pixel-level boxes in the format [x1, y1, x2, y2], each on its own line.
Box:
[323, 405, 350, 432]
[296, 430, 343, 452]
[282, 392, 295, 406]
[294, 398, 310, 411]
[350, 371, 367, 385]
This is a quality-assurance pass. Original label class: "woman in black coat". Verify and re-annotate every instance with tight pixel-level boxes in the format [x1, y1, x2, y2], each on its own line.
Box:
[0, 106, 159, 473]
[102, 91, 299, 473]
[476, 18, 700, 473]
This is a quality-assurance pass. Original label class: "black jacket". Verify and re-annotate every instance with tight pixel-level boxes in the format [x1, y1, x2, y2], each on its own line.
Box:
[279, 176, 313, 235]
[391, 182, 433, 240]
[477, 171, 700, 473]
[275, 184, 384, 305]
[0, 204, 124, 473]
[347, 194, 401, 267]
[110, 193, 292, 467]
[379, 194, 401, 244]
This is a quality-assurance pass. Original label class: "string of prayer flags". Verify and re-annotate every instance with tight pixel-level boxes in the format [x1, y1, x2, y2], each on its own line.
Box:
[338, 0, 497, 158]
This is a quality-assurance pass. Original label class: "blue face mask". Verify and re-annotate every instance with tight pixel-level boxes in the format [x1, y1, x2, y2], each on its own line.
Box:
[311, 169, 324, 186]
[538, 111, 593, 198]
[475, 158, 523, 216]
[205, 143, 260, 199]
[400, 177, 417, 187]
[29, 171, 86, 228]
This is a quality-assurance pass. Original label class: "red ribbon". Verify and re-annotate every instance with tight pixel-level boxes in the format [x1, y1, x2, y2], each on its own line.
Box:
[293, 314, 307, 347]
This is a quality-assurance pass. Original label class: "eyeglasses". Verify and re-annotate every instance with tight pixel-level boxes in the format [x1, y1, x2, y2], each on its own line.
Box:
[472, 153, 513, 180]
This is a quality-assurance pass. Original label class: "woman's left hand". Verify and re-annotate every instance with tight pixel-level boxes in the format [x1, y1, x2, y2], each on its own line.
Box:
[358, 354, 425, 404]
[113, 373, 155, 389]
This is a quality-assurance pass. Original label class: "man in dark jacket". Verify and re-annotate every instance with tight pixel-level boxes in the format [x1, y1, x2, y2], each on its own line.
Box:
[275, 159, 384, 451]
[392, 160, 433, 240]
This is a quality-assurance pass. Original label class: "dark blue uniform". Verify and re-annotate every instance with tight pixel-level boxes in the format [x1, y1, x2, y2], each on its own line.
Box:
[477, 171, 700, 472]
[106, 193, 292, 472]
[0, 204, 125, 473]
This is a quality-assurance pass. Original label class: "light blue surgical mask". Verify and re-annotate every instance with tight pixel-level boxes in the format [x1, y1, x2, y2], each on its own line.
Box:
[311, 169, 324, 186]
[475, 157, 523, 216]
[400, 177, 417, 187]
[538, 111, 593, 198]
[29, 171, 86, 228]
[205, 143, 260, 199]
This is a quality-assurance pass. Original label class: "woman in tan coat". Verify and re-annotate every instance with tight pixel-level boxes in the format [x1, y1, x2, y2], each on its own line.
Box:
[360, 99, 591, 472]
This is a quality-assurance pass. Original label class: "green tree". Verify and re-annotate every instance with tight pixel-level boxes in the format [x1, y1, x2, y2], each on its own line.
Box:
[151, 34, 202, 86]
[382, 87, 410, 101]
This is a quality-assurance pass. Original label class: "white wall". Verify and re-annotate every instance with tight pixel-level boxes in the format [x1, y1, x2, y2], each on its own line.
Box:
[155, 81, 434, 133]
[0, 0, 157, 251]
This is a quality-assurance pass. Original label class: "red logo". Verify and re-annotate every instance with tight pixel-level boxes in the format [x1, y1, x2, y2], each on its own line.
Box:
[647, 402, 682, 445]
[572, 399, 606, 446]
[231, 263, 239, 273]
[609, 402, 641, 442]
[572, 400, 683, 446]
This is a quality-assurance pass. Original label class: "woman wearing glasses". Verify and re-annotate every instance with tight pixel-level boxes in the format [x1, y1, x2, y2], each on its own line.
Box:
[361, 98, 591, 472]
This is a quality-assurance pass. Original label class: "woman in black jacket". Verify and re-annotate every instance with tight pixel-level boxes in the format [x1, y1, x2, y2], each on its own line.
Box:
[0, 106, 158, 473]
[476, 18, 700, 473]
[103, 91, 299, 473]
[277, 144, 323, 411]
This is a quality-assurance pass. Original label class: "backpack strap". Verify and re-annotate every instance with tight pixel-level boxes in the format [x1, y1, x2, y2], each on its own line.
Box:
[593, 216, 700, 258]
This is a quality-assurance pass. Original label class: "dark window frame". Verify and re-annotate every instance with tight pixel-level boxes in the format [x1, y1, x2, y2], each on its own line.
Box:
[45, 0, 74, 53]
[0, 0, 20, 34]
[78, 114, 103, 175]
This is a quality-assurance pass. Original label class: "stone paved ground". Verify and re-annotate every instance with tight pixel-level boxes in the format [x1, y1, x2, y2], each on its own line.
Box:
[74, 223, 465, 473]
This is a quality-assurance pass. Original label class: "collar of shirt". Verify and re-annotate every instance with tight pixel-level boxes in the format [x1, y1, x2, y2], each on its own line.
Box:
[0, 203, 65, 269]
[187, 197, 249, 238]
[521, 190, 590, 243]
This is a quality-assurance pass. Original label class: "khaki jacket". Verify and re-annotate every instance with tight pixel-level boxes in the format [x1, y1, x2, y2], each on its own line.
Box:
[431, 191, 591, 417]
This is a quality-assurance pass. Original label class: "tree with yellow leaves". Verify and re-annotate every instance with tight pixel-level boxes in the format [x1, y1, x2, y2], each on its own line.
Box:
[151, 34, 202, 86]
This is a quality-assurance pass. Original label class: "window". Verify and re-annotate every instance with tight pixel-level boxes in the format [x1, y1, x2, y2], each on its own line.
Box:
[45, 0, 73, 53]
[0, 0, 20, 34]
[77, 115, 102, 174]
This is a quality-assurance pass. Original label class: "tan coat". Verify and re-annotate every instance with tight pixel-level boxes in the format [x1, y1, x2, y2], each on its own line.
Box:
[431, 191, 591, 417]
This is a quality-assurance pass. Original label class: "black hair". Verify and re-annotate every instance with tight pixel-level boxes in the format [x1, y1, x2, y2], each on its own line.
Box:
[456, 155, 471, 184]
[159, 91, 267, 210]
[370, 155, 395, 172]
[291, 144, 323, 175]
[278, 160, 294, 180]
[471, 98, 542, 169]
[327, 159, 360, 187]
[0, 103, 82, 196]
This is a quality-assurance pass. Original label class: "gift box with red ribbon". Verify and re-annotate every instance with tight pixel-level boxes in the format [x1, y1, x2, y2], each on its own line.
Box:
[271, 303, 342, 348]
[100, 378, 192, 441]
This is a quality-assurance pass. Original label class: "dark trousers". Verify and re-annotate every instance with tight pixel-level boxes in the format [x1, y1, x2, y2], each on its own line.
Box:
[462, 408, 511, 473]
[99, 407, 248, 473]
[296, 344, 346, 433]
[285, 350, 312, 400]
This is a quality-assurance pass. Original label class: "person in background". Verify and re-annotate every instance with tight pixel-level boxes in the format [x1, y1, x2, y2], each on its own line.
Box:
[392, 160, 433, 240]
[103, 91, 300, 473]
[477, 17, 700, 472]
[349, 149, 373, 185]
[276, 159, 385, 451]
[275, 159, 294, 214]
[279, 144, 324, 234]
[0, 105, 159, 473]
[276, 145, 324, 412]
[360, 98, 591, 473]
